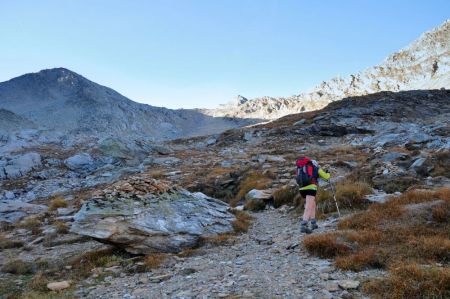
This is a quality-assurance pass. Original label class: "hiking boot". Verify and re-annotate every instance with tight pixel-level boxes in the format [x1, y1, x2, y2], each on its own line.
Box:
[311, 223, 319, 230]
[300, 225, 312, 234]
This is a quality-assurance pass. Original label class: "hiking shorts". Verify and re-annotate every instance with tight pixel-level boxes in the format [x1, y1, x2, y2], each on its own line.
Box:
[300, 189, 317, 198]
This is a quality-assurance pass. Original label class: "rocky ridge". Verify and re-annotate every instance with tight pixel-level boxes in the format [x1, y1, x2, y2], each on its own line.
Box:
[207, 19, 450, 119]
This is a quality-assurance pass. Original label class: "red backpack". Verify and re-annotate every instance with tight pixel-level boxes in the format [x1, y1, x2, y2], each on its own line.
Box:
[296, 157, 319, 187]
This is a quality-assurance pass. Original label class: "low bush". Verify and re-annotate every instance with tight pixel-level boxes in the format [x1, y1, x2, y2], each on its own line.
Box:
[1, 259, 34, 275]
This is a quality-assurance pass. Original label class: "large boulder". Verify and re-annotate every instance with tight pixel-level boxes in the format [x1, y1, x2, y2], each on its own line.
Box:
[64, 153, 95, 172]
[1, 152, 42, 179]
[98, 138, 134, 159]
[70, 175, 235, 254]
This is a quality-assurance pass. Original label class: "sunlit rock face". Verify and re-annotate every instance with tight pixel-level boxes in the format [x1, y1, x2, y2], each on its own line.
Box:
[206, 20, 450, 120]
[70, 175, 236, 254]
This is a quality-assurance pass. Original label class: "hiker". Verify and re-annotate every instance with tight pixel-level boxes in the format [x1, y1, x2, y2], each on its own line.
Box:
[296, 157, 330, 234]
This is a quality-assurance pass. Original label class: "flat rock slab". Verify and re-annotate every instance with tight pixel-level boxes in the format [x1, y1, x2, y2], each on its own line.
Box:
[47, 281, 71, 291]
[71, 175, 236, 254]
[0, 200, 48, 223]
[338, 280, 360, 290]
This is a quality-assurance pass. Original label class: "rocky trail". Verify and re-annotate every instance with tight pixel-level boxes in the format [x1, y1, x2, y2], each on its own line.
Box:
[79, 208, 382, 299]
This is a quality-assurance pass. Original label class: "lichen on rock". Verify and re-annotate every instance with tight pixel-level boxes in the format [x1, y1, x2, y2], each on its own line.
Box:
[71, 174, 236, 254]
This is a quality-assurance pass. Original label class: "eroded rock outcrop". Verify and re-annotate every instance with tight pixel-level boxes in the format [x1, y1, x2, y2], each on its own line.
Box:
[70, 175, 236, 254]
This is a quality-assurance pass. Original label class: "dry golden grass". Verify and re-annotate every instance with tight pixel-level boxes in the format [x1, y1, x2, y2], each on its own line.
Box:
[206, 167, 234, 178]
[335, 248, 387, 271]
[17, 217, 42, 230]
[432, 200, 449, 222]
[17, 217, 43, 235]
[363, 264, 450, 299]
[231, 172, 272, 207]
[316, 180, 372, 214]
[0, 234, 24, 249]
[48, 197, 68, 211]
[177, 248, 200, 258]
[406, 235, 450, 262]
[430, 150, 450, 178]
[389, 146, 411, 154]
[200, 233, 235, 247]
[303, 232, 350, 258]
[304, 188, 450, 298]
[335, 180, 372, 208]
[231, 210, 254, 233]
[143, 253, 167, 269]
[332, 145, 357, 155]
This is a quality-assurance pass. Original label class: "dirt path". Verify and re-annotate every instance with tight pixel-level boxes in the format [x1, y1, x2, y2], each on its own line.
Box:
[77, 208, 382, 298]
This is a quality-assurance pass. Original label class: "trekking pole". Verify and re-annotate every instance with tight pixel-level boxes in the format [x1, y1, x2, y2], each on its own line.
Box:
[329, 181, 341, 218]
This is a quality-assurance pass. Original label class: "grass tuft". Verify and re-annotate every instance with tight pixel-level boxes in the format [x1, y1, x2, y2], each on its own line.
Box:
[48, 197, 68, 211]
[0, 234, 24, 249]
[17, 217, 42, 231]
[28, 271, 50, 292]
[316, 180, 372, 214]
[1, 259, 34, 275]
[231, 172, 272, 207]
[363, 264, 450, 299]
[335, 248, 387, 271]
[143, 253, 167, 269]
[53, 221, 69, 234]
[303, 232, 351, 258]
[231, 210, 254, 233]
[244, 198, 266, 211]
[273, 185, 298, 208]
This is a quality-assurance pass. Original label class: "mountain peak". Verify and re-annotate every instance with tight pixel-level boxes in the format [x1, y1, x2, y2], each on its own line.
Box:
[208, 19, 450, 120]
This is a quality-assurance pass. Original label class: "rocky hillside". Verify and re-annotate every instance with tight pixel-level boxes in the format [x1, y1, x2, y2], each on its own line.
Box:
[0, 68, 256, 139]
[0, 109, 36, 132]
[0, 89, 448, 298]
[207, 19, 450, 119]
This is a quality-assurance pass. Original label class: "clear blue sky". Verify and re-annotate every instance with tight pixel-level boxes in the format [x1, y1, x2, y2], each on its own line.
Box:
[0, 0, 449, 109]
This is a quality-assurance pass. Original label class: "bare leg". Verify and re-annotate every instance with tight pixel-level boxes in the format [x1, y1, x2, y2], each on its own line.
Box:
[310, 196, 316, 220]
[303, 195, 316, 221]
